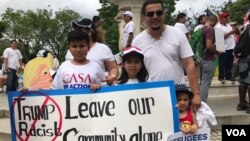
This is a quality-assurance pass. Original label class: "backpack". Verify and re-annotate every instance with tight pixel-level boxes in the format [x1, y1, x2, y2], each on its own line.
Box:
[234, 25, 250, 58]
[190, 27, 205, 63]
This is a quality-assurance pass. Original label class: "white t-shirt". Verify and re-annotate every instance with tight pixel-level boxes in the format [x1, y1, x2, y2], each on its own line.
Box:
[132, 25, 194, 84]
[174, 22, 189, 34]
[194, 24, 204, 32]
[123, 21, 135, 48]
[52, 60, 105, 89]
[215, 23, 236, 50]
[87, 42, 115, 72]
[3, 47, 23, 70]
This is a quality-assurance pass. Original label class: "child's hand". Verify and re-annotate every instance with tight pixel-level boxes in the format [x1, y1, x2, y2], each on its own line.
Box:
[189, 124, 198, 134]
[104, 75, 117, 86]
[90, 84, 101, 92]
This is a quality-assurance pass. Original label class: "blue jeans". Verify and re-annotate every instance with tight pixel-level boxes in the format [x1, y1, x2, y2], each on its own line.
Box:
[6, 68, 18, 91]
[200, 60, 216, 103]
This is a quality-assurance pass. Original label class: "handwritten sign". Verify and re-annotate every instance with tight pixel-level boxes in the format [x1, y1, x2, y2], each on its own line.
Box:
[8, 81, 179, 141]
[167, 128, 211, 141]
[215, 27, 225, 52]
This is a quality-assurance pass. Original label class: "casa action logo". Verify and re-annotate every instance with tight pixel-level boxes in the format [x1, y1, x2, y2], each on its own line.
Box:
[222, 125, 250, 140]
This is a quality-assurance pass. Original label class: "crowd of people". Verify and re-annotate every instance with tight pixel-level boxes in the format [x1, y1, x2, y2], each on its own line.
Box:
[1, 0, 250, 135]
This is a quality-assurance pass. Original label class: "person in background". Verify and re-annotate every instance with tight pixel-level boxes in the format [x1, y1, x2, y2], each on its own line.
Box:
[175, 84, 198, 134]
[194, 14, 207, 32]
[53, 30, 105, 91]
[230, 22, 240, 81]
[53, 53, 60, 71]
[174, 12, 189, 39]
[92, 15, 105, 43]
[71, 18, 119, 85]
[0, 57, 7, 92]
[215, 12, 236, 83]
[117, 46, 149, 84]
[123, 11, 136, 49]
[3, 39, 23, 91]
[199, 15, 219, 103]
[236, 10, 250, 113]
[132, 0, 200, 111]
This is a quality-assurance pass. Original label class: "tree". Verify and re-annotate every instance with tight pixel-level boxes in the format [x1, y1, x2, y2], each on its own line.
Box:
[226, 0, 250, 24]
[0, 8, 80, 62]
[98, 0, 119, 54]
[163, 0, 177, 25]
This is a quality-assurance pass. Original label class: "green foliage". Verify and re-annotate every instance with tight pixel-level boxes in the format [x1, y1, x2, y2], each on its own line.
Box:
[0, 21, 7, 39]
[163, 0, 176, 25]
[0, 8, 80, 62]
[98, 0, 119, 54]
[227, 0, 250, 24]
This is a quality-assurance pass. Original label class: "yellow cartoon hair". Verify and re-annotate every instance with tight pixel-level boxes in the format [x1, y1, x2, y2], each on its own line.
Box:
[23, 53, 54, 89]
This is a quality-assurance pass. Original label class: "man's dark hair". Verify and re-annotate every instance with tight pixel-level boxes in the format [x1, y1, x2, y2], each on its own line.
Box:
[10, 39, 17, 43]
[67, 29, 90, 45]
[197, 14, 206, 24]
[92, 15, 100, 23]
[176, 13, 186, 22]
[141, 0, 165, 16]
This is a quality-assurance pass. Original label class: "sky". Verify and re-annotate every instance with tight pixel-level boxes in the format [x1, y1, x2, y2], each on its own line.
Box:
[0, 0, 236, 19]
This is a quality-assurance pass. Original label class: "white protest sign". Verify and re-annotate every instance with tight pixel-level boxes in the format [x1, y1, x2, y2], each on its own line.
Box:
[8, 81, 179, 141]
[167, 128, 211, 141]
[215, 27, 225, 52]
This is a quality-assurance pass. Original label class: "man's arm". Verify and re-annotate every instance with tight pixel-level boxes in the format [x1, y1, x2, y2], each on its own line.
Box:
[182, 57, 201, 111]
[126, 32, 134, 47]
[3, 58, 8, 72]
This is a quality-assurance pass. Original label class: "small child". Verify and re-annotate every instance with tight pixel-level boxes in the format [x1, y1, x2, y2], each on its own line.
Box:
[175, 84, 198, 134]
[117, 46, 149, 84]
[52, 30, 105, 91]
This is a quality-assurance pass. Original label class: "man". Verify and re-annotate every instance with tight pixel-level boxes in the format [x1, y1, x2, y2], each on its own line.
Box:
[174, 13, 189, 38]
[123, 11, 135, 49]
[3, 39, 23, 91]
[215, 12, 236, 83]
[194, 14, 207, 32]
[132, 0, 200, 111]
[200, 15, 219, 103]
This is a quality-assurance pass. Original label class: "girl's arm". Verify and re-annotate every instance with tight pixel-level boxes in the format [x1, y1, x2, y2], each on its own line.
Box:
[190, 111, 199, 134]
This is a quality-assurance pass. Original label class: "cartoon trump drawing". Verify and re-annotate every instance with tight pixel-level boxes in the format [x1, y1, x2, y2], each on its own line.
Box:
[23, 51, 54, 90]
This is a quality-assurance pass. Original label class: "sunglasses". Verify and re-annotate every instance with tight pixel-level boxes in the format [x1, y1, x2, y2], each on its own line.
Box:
[146, 10, 164, 17]
[73, 20, 95, 33]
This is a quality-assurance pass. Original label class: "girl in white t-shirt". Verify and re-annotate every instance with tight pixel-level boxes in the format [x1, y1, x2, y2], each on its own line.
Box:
[53, 30, 105, 91]
[117, 47, 150, 84]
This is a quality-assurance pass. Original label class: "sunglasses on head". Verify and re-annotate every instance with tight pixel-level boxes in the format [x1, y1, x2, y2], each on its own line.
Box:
[146, 10, 164, 17]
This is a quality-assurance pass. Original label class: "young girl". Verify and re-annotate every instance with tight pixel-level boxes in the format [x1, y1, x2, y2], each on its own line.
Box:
[52, 30, 105, 91]
[117, 46, 149, 84]
[175, 84, 198, 134]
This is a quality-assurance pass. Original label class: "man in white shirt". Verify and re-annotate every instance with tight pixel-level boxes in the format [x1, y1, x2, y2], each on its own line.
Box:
[215, 12, 236, 82]
[123, 11, 135, 49]
[3, 39, 23, 91]
[174, 13, 189, 39]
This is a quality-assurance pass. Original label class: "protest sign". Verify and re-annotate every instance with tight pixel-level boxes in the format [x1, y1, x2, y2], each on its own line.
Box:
[8, 81, 179, 141]
[167, 128, 211, 141]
